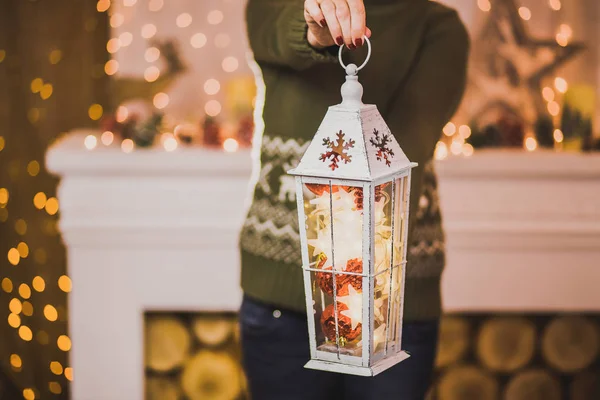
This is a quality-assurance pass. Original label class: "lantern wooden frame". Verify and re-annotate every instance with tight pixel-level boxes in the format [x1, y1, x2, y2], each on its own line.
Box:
[288, 38, 417, 376]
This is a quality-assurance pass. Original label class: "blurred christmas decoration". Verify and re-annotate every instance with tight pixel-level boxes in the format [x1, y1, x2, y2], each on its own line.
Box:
[560, 85, 596, 151]
[113, 39, 186, 107]
[456, 0, 585, 150]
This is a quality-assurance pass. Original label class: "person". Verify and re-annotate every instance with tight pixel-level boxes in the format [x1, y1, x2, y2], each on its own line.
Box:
[238, 0, 469, 398]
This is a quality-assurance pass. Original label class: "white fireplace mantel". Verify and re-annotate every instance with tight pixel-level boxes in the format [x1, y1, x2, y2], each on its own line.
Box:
[47, 133, 600, 400]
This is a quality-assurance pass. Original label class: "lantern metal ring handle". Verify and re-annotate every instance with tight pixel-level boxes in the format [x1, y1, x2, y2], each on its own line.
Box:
[338, 36, 371, 75]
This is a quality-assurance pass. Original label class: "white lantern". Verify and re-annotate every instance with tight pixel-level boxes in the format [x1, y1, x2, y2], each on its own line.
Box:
[288, 39, 417, 376]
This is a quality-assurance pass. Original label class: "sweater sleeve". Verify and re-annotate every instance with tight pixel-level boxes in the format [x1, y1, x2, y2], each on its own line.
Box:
[246, 0, 338, 70]
[386, 10, 469, 165]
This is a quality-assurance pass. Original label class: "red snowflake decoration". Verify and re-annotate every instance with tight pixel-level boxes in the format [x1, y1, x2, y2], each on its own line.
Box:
[319, 130, 355, 170]
[369, 128, 395, 167]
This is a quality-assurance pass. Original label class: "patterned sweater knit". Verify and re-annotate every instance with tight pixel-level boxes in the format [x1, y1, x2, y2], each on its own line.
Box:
[240, 0, 469, 320]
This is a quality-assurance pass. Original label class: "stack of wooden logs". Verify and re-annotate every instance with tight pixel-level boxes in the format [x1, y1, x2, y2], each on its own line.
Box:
[431, 315, 600, 400]
[144, 313, 247, 400]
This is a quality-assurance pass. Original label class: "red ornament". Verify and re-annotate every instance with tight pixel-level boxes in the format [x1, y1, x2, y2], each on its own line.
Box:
[316, 258, 363, 296]
[305, 184, 351, 197]
[320, 302, 362, 343]
[352, 184, 387, 210]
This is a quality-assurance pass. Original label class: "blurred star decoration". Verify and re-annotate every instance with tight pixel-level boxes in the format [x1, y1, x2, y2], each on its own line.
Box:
[457, 0, 584, 146]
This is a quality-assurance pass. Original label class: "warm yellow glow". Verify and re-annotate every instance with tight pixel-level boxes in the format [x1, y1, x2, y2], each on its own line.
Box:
[9, 298, 22, 314]
[17, 242, 29, 258]
[222, 56, 239, 72]
[8, 313, 21, 328]
[176, 13, 192, 28]
[450, 139, 463, 155]
[442, 122, 456, 136]
[50, 361, 63, 375]
[555, 33, 568, 47]
[542, 87, 554, 102]
[44, 305, 58, 322]
[10, 354, 22, 368]
[0, 187, 8, 204]
[518, 7, 531, 21]
[32, 276, 45, 292]
[110, 13, 124, 28]
[121, 139, 135, 153]
[434, 141, 448, 160]
[554, 77, 568, 93]
[553, 129, 564, 143]
[116, 106, 129, 122]
[19, 326, 33, 341]
[559, 24, 573, 39]
[19, 284, 31, 299]
[105, 59, 119, 75]
[190, 33, 207, 48]
[141, 24, 157, 39]
[45, 197, 59, 215]
[119, 32, 133, 47]
[57, 335, 72, 351]
[525, 137, 538, 151]
[163, 135, 178, 152]
[462, 143, 474, 157]
[0, 50, 5, 63]
[34, 192, 47, 209]
[58, 275, 72, 293]
[84, 135, 98, 150]
[64, 367, 74, 381]
[144, 66, 160, 82]
[205, 100, 222, 117]
[458, 125, 472, 139]
[223, 138, 239, 153]
[31, 78, 43, 93]
[27, 160, 40, 176]
[207, 10, 224, 25]
[49, 382, 62, 395]
[49, 50, 62, 65]
[96, 0, 110, 12]
[88, 104, 103, 121]
[477, 0, 491, 12]
[148, 0, 163, 11]
[153, 92, 170, 109]
[15, 219, 27, 235]
[547, 101, 560, 116]
[144, 47, 160, 62]
[23, 388, 35, 400]
[2, 277, 12, 293]
[0, 136, 4, 151]
[22, 301, 33, 316]
[8, 248, 20, 265]
[549, 0, 561, 11]
[123, 0, 137, 6]
[214, 33, 231, 48]
[106, 38, 121, 54]
[101, 130, 114, 146]
[40, 83, 53, 100]
[204, 79, 221, 95]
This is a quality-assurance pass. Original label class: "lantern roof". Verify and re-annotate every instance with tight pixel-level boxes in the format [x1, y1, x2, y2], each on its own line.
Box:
[288, 46, 416, 182]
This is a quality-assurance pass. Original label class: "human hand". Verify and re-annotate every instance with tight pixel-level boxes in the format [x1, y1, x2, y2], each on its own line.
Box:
[304, 0, 372, 50]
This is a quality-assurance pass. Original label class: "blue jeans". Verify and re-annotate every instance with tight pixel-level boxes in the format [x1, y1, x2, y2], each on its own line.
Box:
[240, 295, 439, 400]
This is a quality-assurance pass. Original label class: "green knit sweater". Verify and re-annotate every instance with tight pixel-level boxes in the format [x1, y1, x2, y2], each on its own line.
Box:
[240, 0, 469, 320]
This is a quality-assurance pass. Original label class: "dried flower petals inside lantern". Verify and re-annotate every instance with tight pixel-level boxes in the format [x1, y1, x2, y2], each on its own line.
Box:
[288, 38, 417, 376]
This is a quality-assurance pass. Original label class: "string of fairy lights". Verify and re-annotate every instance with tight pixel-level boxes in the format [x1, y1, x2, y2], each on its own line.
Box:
[435, 0, 575, 160]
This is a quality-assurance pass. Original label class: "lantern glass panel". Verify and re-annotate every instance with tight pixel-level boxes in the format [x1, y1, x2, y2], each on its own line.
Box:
[372, 181, 394, 356]
[393, 176, 409, 266]
[303, 182, 364, 356]
[387, 265, 402, 352]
